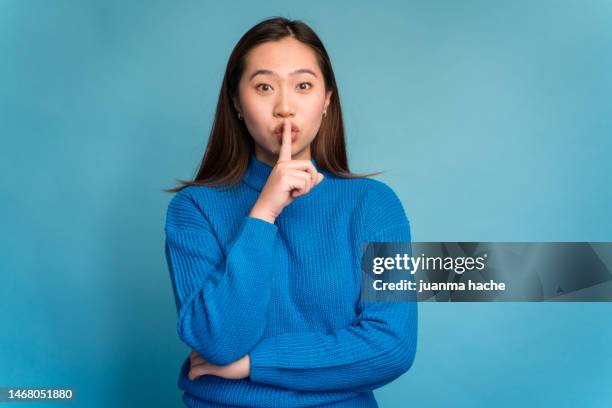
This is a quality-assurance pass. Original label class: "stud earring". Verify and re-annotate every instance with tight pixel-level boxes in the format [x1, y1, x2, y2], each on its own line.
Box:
[323, 110, 327, 117]
[237, 112, 243, 120]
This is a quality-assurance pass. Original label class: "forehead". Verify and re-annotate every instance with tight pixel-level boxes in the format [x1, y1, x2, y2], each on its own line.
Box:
[244, 37, 320, 77]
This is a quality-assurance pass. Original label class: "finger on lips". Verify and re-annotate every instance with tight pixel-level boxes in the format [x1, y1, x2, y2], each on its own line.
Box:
[279, 118, 292, 162]
[278, 118, 323, 190]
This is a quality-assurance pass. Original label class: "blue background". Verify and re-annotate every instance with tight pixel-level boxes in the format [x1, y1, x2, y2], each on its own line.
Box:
[1, 0, 611, 406]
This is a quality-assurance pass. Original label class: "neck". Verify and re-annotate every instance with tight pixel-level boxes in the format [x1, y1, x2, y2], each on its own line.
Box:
[254, 144, 312, 167]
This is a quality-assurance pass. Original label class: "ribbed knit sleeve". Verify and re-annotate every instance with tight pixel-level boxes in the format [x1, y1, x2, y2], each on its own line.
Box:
[248, 182, 418, 392]
[164, 189, 278, 366]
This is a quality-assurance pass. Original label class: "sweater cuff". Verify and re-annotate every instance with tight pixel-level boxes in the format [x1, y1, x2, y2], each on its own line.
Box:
[237, 216, 278, 252]
[248, 336, 279, 384]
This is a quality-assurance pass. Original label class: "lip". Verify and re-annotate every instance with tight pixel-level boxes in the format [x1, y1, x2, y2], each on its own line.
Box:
[275, 130, 298, 143]
[273, 122, 299, 142]
[273, 122, 299, 134]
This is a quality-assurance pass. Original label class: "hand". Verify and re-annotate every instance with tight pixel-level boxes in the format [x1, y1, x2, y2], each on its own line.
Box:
[249, 118, 325, 223]
[188, 350, 251, 381]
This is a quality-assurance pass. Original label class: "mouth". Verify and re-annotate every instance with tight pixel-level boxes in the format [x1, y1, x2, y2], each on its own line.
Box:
[275, 130, 298, 142]
[274, 123, 299, 142]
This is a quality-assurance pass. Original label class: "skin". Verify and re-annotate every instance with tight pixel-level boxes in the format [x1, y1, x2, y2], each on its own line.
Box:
[188, 36, 332, 382]
[234, 36, 332, 166]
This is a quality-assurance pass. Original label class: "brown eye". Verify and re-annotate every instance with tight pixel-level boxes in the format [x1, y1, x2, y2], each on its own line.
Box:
[298, 82, 313, 90]
[256, 84, 271, 92]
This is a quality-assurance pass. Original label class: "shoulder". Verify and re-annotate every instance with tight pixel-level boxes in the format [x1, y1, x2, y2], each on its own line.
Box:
[165, 185, 224, 231]
[326, 175, 402, 209]
[324, 174, 408, 230]
[344, 177, 409, 236]
[360, 177, 401, 202]
[323, 173, 397, 200]
[365, 179, 407, 220]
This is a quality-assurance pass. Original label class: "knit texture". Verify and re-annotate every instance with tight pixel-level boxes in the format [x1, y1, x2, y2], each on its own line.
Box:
[164, 153, 418, 408]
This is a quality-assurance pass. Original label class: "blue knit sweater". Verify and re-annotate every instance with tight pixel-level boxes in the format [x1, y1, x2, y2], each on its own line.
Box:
[164, 153, 418, 408]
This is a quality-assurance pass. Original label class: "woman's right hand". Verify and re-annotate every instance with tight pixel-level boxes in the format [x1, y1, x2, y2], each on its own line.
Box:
[249, 118, 324, 224]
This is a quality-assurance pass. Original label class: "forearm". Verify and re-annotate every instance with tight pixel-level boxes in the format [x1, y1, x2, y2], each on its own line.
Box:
[167, 216, 278, 365]
[248, 301, 418, 392]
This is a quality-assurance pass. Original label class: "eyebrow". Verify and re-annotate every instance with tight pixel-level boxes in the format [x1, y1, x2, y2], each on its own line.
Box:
[249, 68, 317, 81]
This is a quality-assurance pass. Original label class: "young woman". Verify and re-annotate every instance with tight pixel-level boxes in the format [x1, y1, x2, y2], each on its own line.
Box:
[164, 17, 417, 408]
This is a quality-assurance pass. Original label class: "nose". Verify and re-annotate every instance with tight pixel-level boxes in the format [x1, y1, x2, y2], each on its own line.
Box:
[273, 86, 295, 118]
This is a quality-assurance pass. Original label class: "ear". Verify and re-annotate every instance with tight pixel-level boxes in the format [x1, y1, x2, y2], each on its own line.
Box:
[232, 95, 242, 114]
[324, 90, 333, 111]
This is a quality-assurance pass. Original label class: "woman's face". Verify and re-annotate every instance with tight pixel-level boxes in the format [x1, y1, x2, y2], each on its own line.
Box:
[234, 37, 332, 165]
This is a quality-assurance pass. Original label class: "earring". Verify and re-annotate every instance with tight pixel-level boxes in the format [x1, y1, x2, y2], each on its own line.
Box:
[237, 112, 243, 120]
[323, 110, 327, 117]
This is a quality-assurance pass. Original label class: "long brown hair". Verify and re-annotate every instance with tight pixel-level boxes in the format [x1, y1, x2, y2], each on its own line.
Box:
[164, 16, 381, 194]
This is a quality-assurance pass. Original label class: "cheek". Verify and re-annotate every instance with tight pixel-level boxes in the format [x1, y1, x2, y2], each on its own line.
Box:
[303, 92, 326, 119]
[242, 94, 268, 121]
[301, 100, 326, 138]
[241, 96, 272, 140]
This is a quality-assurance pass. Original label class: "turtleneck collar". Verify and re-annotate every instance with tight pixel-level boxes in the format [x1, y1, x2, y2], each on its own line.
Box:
[243, 153, 322, 192]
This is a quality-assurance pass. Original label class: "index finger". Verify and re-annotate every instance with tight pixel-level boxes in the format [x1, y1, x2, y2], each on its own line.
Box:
[278, 118, 292, 162]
